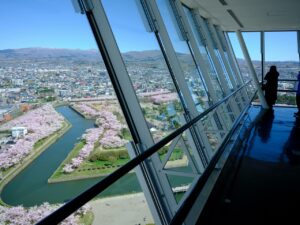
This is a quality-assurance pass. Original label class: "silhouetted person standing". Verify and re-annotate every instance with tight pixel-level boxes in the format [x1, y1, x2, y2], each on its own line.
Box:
[294, 71, 300, 117]
[264, 65, 279, 108]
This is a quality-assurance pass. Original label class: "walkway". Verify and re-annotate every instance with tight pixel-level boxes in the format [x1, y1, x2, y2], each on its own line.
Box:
[198, 106, 300, 225]
[90, 193, 154, 225]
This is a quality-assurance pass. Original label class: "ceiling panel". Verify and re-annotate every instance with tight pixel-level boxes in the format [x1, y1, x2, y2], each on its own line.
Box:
[183, 0, 300, 31]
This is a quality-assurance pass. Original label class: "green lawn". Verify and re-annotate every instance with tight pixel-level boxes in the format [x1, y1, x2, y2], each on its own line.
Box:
[49, 141, 131, 182]
[49, 140, 86, 180]
[159, 147, 184, 161]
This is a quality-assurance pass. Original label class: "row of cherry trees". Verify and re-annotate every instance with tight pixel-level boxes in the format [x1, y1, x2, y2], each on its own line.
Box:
[63, 127, 104, 173]
[150, 92, 179, 104]
[0, 104, 64, 170]
[0, 202, 90, 225]
[63, 103, 127, 173]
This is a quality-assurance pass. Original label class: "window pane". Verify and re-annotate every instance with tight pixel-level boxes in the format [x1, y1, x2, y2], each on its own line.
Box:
[265, 32, 300, 77]
[102, 0, 185, 141]
[157, 0, 209, 113]
[265, 31, 300, 105]
[227, 32, 257, 97]
[214, 27, 238, 86]
[202, 20, 233, 91]
[227, 32, 252, 83]
[243, 32, 262, 82]
[0, 0, 152, 224]
[183, 7, 224, 100]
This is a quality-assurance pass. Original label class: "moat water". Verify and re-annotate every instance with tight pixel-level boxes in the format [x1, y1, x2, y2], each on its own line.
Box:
[1, 106, 142, 206]
[1, 106, 190, 206]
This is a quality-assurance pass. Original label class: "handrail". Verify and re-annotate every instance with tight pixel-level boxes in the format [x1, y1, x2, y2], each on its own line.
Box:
[169, 90, 257, 225]
[37, 80, 253, 225]
[278, 79, 298, 82]
[277, 89, 296, 93]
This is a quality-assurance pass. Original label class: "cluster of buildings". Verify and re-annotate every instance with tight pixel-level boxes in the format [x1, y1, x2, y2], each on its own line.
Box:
[0, 51, 298, 123]
[0, 53, 206, 107]
[0, 60, 113, 105]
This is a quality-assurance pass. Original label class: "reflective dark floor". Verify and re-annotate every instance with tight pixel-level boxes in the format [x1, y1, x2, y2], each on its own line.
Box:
[198, 106, 300, 225]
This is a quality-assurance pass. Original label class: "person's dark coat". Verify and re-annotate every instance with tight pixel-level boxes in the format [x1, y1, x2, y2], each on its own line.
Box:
[264, 66, 279, 107]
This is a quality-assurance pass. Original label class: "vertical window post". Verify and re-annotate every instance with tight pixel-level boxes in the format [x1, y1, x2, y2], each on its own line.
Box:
[236, 30, 269, 109]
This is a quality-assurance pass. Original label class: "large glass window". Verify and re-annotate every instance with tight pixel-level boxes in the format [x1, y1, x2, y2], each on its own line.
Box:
[227, 32, 261, 100]
[183, 7, 224, 100]
[0, 0, 152, 224]
[202, 21, 234, 91]
[214, 26, 238, 86]
[227, 32, 252, 83]
[156, 0, 208, 113]
[265, 31, 300, 105]
[265, 32, 300, 76]
[243, 32, 262, 82]
[102, 0, 185, 142]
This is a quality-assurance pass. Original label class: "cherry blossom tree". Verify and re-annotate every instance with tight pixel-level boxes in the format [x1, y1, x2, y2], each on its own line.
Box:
[0, 104, 64, 170]
[63, 104, 129, 173]
[0, 202, 91, 225]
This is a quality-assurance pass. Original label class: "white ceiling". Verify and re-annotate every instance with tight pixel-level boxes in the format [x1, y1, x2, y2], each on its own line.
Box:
[182, 0, 300, 31]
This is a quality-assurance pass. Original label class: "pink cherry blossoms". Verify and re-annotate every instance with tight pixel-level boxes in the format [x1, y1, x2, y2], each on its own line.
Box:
[150, 92, 179, 104]
[63, 127, 104, 173]
[62, 103, 128, 173]
[73, 103, 100, 118]
[96, 111, 127, 149]
[100, 129, 126, 149]
[137, 89, 179, 104]
[0, 104, 64, 170]
[0, 202, 91, 225]
[74, 103, 127, 149]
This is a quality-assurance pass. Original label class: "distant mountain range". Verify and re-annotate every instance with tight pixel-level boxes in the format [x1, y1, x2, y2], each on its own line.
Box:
[0, 48, 298, 65]
[0, 48, 193, 63]
[0, 48, 102, 62]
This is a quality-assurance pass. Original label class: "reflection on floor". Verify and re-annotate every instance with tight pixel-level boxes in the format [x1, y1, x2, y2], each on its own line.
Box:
[198, 106, 300, 225]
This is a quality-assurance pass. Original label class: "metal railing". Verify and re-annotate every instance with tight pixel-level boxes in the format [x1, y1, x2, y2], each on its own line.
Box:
[37, 80, 255, 225]
[274, 79, 297, 93]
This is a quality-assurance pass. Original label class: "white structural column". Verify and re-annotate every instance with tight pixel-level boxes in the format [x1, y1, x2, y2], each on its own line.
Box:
[261, 31, 265, 82]
[236, 30, 269, 109]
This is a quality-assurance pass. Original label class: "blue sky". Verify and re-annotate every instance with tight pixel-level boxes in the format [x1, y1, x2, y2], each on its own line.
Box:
[0, 0, 97, 50]
[0, 0, 299, 62]
[228, 32, 299, 61]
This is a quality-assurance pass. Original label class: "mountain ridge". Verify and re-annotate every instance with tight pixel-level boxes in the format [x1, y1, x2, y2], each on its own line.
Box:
[0, 48, 194, 63]
[0, 48, 298, 63]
